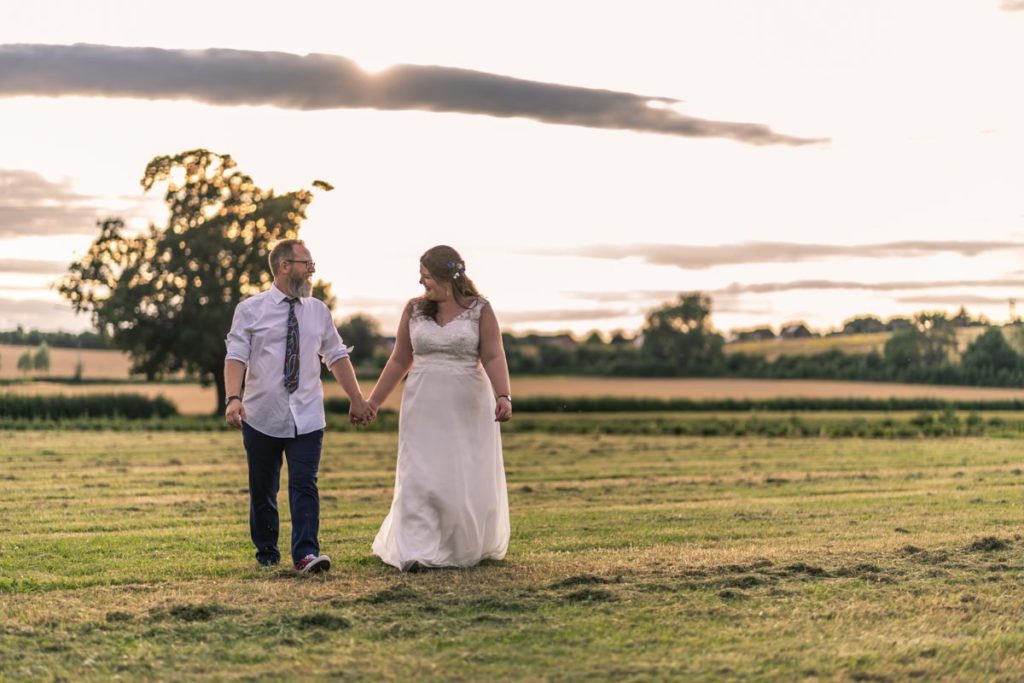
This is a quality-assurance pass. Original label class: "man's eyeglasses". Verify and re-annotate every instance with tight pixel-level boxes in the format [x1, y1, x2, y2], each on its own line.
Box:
[285, 259, 315, 269]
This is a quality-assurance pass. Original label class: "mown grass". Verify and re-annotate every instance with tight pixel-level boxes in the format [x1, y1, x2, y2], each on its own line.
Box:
[2, 429, 1024, 681]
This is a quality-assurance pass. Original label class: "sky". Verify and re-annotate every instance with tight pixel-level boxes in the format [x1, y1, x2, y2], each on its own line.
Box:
[1, 0, 1023, 338]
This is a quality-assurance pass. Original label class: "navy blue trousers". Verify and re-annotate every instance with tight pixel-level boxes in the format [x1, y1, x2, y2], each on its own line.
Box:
[242, 423, 324, 566]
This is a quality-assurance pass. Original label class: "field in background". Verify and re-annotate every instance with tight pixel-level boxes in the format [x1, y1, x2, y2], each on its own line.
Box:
[0, 344, 134, 380]
[725, 326, 993, 361]
[5, 377, 1024, 415]
[1, 326, 1001, 382]
[3, 430, 1024, 680]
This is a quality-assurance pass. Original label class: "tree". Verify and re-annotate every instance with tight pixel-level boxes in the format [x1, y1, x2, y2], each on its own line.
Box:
[59, 149, 331, 414]
[961, 327, 1021, 385]
[609, 330, 633, 346]
[913, 312, 959, 364]
[312, 280, 337, 312]
[640, 292, 724, 374]
[32, 342, 50, 373]
[883, 312, 959, 381]
[337, 314, 382, 361]
[842, 316, 885, 335]
[16, 349, 32, 375]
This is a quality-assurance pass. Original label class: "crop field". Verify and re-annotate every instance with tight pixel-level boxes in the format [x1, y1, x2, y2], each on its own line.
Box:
[0, 344, 135, 380]
[3, 428, 1024, 680]
[726, 326, 993, 361]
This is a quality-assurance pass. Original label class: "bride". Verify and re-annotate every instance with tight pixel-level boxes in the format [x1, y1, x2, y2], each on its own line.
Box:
[367, 245, 512, 571]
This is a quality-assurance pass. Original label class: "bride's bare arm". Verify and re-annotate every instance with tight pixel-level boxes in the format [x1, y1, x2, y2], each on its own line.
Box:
[368, 304, 414, 410]
[479, 302, 512, 422]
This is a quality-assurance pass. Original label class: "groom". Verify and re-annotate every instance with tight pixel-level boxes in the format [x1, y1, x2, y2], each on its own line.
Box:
[224, 239, 375, 573]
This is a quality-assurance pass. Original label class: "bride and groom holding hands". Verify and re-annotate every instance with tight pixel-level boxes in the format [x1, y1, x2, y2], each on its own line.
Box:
[224, 239, 511, 574]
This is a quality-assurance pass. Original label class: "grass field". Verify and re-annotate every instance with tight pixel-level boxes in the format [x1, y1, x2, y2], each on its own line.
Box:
[3, 428, 1024, 680]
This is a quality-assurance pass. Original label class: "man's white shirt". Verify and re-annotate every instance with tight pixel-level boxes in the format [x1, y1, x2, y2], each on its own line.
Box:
[225, 284, 350, 438]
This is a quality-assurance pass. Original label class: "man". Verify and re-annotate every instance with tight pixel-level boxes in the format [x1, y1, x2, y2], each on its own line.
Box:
[224, 239, 375, 573]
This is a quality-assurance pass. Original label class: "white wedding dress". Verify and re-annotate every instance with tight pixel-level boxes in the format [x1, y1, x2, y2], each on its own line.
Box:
[372, 298, 510, 570]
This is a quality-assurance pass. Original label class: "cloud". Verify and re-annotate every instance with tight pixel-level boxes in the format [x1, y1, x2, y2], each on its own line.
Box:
[560, 240, 1024, 269]
[1001, 0, 1024, 11]
[499, 308, 634, 324]
[0, 296, 84, 331]
[0, 43, 822, 146]
[566, 290, 681, 303]
[895, 294, 1013, 305]
[716, 278, 1024, 294]
[556, 289, 780, 319]
[0, 258, 68, 275]
[0, 169, 104, 236]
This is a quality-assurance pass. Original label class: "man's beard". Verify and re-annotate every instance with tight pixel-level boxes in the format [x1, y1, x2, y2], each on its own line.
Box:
[290, 273, 312, 298]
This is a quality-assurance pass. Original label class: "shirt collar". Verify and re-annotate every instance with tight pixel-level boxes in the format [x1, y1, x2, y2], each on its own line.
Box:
[270, 283, 300, 304]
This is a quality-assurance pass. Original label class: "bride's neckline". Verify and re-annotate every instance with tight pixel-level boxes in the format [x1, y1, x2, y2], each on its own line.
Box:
[433, 298, 479, 328]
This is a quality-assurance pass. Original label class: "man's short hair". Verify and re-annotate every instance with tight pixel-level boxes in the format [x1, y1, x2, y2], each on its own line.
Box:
[269, 239, 305, 275]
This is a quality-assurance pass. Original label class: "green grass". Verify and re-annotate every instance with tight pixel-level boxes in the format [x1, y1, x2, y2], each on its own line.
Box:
[2, 429, 1024, 680]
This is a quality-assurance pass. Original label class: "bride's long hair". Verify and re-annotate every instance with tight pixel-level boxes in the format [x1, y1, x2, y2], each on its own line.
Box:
[413, 245, 483, 320]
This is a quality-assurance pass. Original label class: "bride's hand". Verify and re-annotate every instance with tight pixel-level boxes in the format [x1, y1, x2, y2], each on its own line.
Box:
[494, 396, 512, 422]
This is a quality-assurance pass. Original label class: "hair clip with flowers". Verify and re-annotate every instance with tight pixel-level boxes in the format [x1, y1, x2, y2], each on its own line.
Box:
[447, 260, 466, 279]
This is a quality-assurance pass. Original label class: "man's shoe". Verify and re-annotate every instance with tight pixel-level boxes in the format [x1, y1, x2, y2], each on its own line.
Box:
[295, 554, 331, 574]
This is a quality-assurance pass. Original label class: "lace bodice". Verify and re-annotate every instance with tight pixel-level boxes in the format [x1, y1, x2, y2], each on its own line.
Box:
[409, 298, 486, 369]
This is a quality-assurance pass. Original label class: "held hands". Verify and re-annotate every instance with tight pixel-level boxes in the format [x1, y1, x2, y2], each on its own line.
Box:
[350, 396, 378, 426]
[494, 395, 512, 423]
[224, 400, 246, 430]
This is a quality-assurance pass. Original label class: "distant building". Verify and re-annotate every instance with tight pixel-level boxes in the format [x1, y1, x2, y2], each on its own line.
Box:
[543, 333, 579, 349]
[733, 327, 776, 342]
[780, 323, 813, 339]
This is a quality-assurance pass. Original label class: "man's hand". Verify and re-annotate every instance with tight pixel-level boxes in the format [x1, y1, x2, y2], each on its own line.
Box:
[349, 397, 377, 426]
[225, 399, 246, 430]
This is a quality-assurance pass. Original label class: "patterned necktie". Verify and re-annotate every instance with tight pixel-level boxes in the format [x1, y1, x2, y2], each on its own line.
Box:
[284, 297, 300, 393]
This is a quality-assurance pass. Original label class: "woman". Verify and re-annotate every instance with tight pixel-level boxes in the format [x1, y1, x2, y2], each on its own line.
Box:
[368, 245, 512, 571]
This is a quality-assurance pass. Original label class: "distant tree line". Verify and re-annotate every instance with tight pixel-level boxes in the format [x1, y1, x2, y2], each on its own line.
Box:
[0, 326, 109, 349]
[9, 288, 1021, 388]
[518, 296, 1024, 387]
[498, 296, 1024, 387]
[334, 292, 1024, 387]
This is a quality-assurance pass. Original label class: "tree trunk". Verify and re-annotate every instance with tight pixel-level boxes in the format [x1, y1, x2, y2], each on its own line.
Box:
[213, 364, 226, 416]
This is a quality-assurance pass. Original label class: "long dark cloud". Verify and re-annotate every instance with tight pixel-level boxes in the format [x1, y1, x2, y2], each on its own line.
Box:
[0, 43, 822, 146]
[559, 240, 1024, 269]
[716, 278, 1024, 295]
[0, 169, 103, 236]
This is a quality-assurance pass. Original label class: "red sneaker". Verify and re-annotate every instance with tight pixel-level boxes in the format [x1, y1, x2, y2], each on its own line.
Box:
[295, 554, 331, 574]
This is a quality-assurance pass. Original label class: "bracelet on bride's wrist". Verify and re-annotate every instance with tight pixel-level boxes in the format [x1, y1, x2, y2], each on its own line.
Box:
[497, 394, 512, 403]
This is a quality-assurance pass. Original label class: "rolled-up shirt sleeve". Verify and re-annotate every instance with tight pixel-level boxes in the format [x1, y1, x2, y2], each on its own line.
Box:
[225, 303, 252, 364]
[318, 303, 352, 370]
